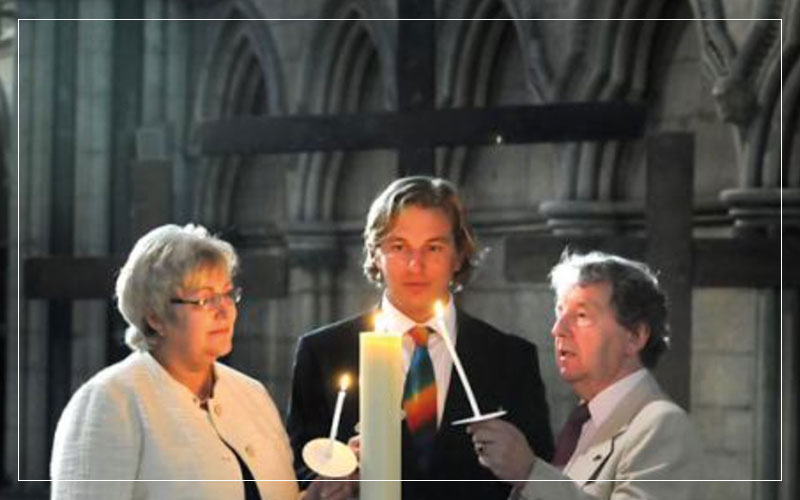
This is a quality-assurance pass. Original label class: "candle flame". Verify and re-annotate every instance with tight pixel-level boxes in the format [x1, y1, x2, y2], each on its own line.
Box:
[374, 311, 386, 332]
[434, 300, 445, 319]
[339, 374, 350, 391]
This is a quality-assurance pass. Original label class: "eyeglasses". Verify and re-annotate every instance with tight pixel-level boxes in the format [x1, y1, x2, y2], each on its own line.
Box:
[170, 287, 243, 310]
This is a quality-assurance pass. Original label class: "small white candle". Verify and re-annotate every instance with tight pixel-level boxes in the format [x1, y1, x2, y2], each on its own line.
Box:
[328, 374, 350, 443]
[434, 300, 482, 417]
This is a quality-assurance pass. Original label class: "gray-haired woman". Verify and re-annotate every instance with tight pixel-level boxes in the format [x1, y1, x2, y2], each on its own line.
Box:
[50, 224, 299, 499]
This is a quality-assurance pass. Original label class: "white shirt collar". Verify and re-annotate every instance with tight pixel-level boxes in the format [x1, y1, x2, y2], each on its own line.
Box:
[587, 368, 648, 427]
[380, 293, 457, 341]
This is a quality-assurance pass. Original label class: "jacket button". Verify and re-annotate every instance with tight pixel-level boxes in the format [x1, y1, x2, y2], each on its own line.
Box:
[593, 454, 602, 461]
[214, 404, 222, 416]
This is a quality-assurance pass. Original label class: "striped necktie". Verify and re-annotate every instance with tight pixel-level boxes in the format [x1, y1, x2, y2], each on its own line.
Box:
[402, 325, 437, 470]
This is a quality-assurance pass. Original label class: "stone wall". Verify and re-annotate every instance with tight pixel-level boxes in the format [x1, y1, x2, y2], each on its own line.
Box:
[6, 1, 796, 497]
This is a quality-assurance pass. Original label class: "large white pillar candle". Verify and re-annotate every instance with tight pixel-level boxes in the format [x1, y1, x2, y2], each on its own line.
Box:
[359, 315, 402, 500]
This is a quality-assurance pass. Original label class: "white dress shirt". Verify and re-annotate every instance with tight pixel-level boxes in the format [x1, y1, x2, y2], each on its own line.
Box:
[567, 368, 649, 468]
[381, 294, 457, 427]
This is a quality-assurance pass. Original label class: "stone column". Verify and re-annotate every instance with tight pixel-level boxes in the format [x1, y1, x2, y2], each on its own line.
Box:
[16, 7, 56, 484]
[71, 0, 114, 398]
[287, 222, 344, 329]
[133, 3, 173, 237]
[780, 290, 798, 500]
[283, 222, 345, 411]
[2, 5, 18, 485]
[753, 290, 780, 498]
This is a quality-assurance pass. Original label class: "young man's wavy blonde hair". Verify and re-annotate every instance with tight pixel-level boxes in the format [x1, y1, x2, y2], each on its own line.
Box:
[362, 176, 478, 290]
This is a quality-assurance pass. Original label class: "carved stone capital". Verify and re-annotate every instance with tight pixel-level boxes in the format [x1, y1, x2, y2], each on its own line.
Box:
[712, 75, 758, 126]
[720, 188, 800, 236]
[539, 199, 643, 236]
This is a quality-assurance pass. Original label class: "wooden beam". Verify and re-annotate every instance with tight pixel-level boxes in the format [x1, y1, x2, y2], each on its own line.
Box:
[397, 7, 435, 176]
[693, 238, 786, 286]
[646, 133, 693, 409]
[24, 256, 122, 299]
[504, 236, 792, 287]
[198, 102, 646, 155]
[23, 253, 289, 300]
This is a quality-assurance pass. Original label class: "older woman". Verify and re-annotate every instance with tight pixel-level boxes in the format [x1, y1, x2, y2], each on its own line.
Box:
[50, 224, 349, 500]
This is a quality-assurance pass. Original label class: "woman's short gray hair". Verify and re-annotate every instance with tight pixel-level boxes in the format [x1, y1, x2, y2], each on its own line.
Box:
[115, 223, 238, 352]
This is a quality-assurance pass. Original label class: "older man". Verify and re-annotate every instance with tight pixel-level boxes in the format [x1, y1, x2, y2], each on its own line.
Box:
[468, 251, 703, 500]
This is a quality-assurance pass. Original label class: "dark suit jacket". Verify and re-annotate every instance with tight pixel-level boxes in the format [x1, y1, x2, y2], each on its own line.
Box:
[286, 309, 554, 500]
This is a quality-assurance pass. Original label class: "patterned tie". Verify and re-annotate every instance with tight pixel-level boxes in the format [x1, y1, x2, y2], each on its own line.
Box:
[551, 403, 591, 468]
[402, 325, 437, 470]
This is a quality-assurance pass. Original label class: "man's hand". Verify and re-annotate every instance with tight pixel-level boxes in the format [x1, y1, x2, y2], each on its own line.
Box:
[467, 419, 536, 486]
[347, 434, 360, 461]
[304, 472, 359, 500]
[304, 436, 361, 500]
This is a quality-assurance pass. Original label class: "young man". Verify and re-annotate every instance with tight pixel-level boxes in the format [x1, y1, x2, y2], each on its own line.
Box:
[468, 251, 703, 500]
[287, 176, 554, 500]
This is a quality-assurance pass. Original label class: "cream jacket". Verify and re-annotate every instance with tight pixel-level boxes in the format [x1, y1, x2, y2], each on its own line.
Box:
[51, 351, 299, 500]
[515, 372, 703, 500]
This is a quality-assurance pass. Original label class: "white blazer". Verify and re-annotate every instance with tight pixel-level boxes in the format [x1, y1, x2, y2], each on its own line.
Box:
[51, 351, 300, 500]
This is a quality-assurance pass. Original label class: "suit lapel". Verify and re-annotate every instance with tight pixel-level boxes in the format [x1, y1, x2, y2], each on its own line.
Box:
[568, 439, 616, 485]
[565, 373, 666, 486]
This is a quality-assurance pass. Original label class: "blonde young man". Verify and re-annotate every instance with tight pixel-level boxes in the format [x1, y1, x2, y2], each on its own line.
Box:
[287, 177, 554, 500]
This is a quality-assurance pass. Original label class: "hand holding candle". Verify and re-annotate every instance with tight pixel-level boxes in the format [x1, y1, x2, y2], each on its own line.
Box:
[302, 373, 358, 478]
